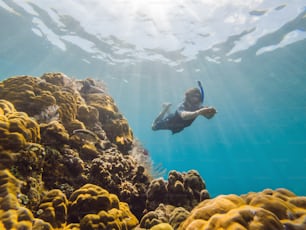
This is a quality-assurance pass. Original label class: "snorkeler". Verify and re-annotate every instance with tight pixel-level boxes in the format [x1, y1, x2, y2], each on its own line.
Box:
[152, 81, 216, 134]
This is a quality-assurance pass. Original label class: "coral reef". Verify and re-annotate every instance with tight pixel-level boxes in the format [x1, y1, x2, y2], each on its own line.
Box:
[0, 73, 152, 221]
[179, 188, 306, 230]
[37, 189, 68, 228]
[0, 169, 52, 229]
[0, 99, 40, 152]
[146, 170, 209, 212]
[0, 170, 138, 229]
[138, 204, 190, 229]
[1, 73, 305, 230]
[88, 147, 150, 219]
[78, 78, 134, 152]
[68, 184, 138, 229]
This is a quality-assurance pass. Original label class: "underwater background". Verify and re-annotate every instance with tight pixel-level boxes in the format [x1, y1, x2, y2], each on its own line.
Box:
[0, 0, 305, 198]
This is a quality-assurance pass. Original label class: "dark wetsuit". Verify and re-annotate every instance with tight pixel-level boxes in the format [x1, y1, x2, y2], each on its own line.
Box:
[153, 102, 203, 134]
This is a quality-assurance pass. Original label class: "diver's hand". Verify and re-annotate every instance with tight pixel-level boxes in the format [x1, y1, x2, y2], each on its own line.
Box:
[198, 107, 217, 119]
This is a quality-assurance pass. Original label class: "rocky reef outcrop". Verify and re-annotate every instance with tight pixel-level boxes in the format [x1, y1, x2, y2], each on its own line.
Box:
[0, 73, 305, 230]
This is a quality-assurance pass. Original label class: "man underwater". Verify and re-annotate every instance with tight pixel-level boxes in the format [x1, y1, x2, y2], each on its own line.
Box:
[152, 81, 216, 134]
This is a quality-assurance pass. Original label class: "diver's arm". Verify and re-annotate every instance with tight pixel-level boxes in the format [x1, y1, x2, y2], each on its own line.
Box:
[198, 107, 217, 119]
[177, 103, 199, 120]
[180, 107, 216, 120]
[177, 102, 203, 120]
[179, 110, 200, 120]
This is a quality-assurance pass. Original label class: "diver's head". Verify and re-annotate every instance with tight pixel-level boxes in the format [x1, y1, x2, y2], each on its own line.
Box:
[185, 88, 202, 105]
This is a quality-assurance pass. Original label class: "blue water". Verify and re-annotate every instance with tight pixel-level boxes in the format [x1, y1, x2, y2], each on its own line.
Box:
[0, 1, 305, 197]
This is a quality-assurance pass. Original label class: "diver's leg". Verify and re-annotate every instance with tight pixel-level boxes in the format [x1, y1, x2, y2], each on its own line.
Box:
[156, 103, 172, 120]
[152, 103, 172, 130]
[162, 102, 172, 113]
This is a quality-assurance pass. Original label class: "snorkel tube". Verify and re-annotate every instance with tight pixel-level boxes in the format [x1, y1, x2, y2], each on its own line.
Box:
[197, 80, 204, 103]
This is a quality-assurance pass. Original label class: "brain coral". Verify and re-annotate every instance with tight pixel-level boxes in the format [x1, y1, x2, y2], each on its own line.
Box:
[179, 188, 306, 230]
[150, 223, 174, 230]
[0, 76, 56, 116]
[37, 189, 68, 229]
[0, 73, 134, 152]
[0, 170, 141, 229]
[0, 74, 83, 137]
[68, 184, 139, 229]
[0, 169, 51, 229]
[0, 73, 150, 211]
[80, 80, 134, 152]
[0, 99, 40, 152]
[0, 73, 161, 227]
[139, 204, 190, 229]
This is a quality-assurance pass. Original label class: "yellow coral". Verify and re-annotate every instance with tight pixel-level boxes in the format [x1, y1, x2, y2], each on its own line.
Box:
[80, 143, 99, 160]
[77, 105, 99, 126]
[8, 111, 40, 143]
[0, 76, 56, 116]
[0, 100, 40, 152]
[37, 189, 68, 229]
[0, 74, 135, 152]
[0, 74, 84, 135]
[0, 170, 36, 229]
[179, 189, 306, 230]
[150, 223, 174, 230]
[0, 99, 16, 114]
[198, 205, 283, 230]
[83, 93, 134, 151]
[40, 120, 69, 145]
[180, 194, 245, 229]
[68, 184, 138, 229]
